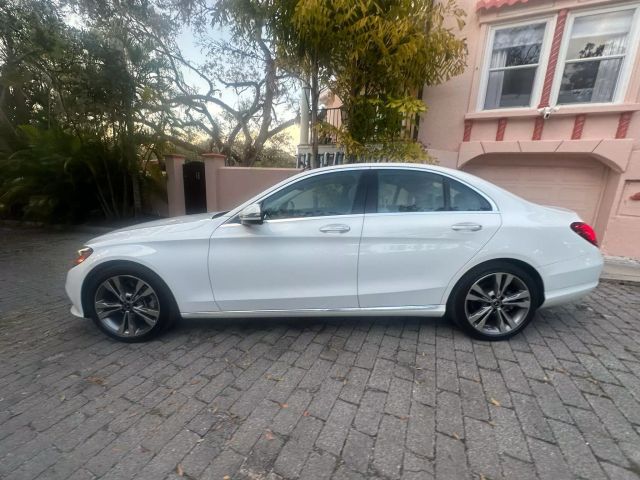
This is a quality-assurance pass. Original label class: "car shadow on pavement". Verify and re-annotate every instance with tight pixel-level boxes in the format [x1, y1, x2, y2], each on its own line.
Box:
[171, 315, 444, 337]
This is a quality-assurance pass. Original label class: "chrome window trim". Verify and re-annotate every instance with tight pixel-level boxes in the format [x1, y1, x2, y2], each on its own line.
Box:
[372, 166, 499, 213]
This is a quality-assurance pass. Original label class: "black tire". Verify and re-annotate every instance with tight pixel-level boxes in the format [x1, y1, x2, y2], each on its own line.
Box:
[447, 261, 541, 341]
[83, 263, 178, 342]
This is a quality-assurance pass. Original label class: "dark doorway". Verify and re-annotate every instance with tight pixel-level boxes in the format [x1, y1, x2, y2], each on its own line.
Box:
[183, 161, 207, 214]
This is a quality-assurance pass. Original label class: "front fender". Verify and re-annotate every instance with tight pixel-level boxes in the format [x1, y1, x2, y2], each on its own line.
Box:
[71, 239, 217, 315]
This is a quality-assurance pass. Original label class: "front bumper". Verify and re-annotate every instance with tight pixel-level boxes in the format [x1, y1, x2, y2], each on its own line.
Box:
[65, 264, 87, 318]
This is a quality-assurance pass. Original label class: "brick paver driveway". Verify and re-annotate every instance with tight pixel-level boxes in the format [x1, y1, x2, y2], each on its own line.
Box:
[1, 227, 640, 480]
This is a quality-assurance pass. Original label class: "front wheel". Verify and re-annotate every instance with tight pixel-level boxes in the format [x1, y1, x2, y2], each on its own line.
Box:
[448, 262, 541, 341]
[85, 264, 177, 342]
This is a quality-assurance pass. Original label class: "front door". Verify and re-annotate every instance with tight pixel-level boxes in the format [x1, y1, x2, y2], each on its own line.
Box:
[358, 168, 501, 307]
[209, 169, 366, 311]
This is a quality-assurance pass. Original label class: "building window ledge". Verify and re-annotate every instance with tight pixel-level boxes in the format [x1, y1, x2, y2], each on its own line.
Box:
[465, 103, 640, 121]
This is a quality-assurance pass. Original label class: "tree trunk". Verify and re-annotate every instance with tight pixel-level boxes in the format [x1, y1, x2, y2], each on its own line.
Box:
[131, 171, 142, 216]
[310, 54, 319, 169]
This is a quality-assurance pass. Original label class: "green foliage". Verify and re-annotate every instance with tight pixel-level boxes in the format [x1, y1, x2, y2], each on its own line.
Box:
[204, 0, 467, 163]
[0, 0, 174, 222]
[0, 126, 122, 222]
[290, 0, 467, 161]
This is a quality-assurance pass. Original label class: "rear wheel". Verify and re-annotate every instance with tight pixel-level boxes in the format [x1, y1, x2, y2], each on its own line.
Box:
[448, 262, 540, 340]
[85, 264, 177, 342]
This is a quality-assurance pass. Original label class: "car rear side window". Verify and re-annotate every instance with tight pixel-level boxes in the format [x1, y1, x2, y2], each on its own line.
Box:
[448, 179, 492, 212]
[262, 170, 363, 220]
[377, 170, 446, 213]
[373, 170, 493, 213]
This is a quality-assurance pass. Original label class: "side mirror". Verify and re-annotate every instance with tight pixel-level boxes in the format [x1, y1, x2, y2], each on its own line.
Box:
[239, 203, 263, 225]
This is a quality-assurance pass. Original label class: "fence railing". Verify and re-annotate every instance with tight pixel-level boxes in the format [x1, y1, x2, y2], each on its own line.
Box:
[296, 150, 423, 169]
[313, 107, 420, 145]
[296, 151, 345, 169]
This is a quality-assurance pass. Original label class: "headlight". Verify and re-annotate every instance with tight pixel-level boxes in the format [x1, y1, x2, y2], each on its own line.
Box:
[73, 247, 93, 266]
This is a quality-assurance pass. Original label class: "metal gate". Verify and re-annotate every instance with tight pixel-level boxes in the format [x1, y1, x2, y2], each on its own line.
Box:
[183, 161, 207, 214]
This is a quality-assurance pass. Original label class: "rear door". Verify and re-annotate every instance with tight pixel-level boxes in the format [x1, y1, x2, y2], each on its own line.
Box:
[357, 168, 502, 307]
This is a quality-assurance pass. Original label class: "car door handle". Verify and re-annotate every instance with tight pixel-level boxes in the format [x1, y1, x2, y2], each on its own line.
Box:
[451, 222, 483, 232]
[319, 224, 351, 233]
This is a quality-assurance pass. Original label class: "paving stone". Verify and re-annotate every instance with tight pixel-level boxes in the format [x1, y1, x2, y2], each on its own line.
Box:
[201, 448, 245, 480]
[373, 414, 407, 479]
[498, 359, 532, 395]
[412, 368, 436, 407]
[270, 390, 312, 435]
[316, 400, 357, 456]
[512, 392, 554, 443]
[490, 405, 531, 462]
[332, 465, 367, 480]
[134, 428, 201, 480]
[435, 391, 464, 439]
[549, 372, 589, 408]
[500, 456, 538, 480]
[342, 428, 373, 473]
[474, 344, 498, 370]
[339, 367, 369, 404]
[528, 437, 574, 480]
[354, 390, 386, 436]
[459, 378, 489, 421]
[434, 433, 470, 480]
[576, 353, 620, 384]
[568, 406, 631, 469]
[299, 451, 337, 480]
[528, 379, 572, 423]
[403, 450, 433, 477]
[273, 416, 323, 478]
[464, 417, 500, 479]
[549, 419, 607, 480]
[586, 394, 640, 444]
[368, 358, 395, 391]
[600, 383, 640, 425]
[406, 400, 435, 459]
[385, 377, 412, 417]
[229, 400, 281, 454]
[436, 358, 459, 393]
[479, 367, 512, 408]
[306, 374, 345, 421]
[601, 463, 640, 480]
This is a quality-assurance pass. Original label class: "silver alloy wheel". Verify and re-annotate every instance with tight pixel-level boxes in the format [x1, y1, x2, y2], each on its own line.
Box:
[94, 275, 160, 338]
[464, 272, 531, 336]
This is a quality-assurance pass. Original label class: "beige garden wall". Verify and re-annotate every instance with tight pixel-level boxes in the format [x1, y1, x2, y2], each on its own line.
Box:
[165, 153, 298, 216]
[210, 164, 298, 211]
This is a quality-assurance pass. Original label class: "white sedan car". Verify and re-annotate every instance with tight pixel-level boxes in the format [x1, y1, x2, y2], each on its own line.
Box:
[66, 163, 602, 342]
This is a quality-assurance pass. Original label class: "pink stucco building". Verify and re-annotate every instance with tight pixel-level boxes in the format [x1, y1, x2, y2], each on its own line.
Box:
[422, 0, 640, 260]
[299, 0, 640, 259]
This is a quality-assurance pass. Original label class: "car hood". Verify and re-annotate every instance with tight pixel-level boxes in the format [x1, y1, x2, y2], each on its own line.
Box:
[87, 212, 229, 247]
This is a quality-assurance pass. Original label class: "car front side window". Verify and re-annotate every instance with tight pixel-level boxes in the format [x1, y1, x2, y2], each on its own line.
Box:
[262, 170, 363, 220]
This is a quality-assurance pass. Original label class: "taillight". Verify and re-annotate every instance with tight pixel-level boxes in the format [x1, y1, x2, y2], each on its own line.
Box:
[570, 222, 598, 247]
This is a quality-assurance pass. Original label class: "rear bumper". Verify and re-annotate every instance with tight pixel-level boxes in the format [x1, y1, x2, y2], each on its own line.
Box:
[540, 251, 603, 308]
